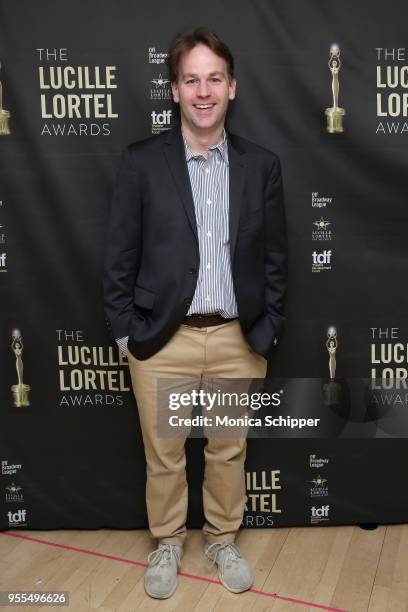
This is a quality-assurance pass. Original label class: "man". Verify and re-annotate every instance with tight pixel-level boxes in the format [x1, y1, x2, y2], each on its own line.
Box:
[103, 27, 287, 599]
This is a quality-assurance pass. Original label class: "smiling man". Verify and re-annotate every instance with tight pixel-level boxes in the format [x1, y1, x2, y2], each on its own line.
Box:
[171, 43, 235, 143]
[103, 27, 288, 599]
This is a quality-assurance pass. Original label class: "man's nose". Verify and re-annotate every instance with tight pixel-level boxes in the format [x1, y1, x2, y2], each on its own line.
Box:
[196, 80, 210, 97]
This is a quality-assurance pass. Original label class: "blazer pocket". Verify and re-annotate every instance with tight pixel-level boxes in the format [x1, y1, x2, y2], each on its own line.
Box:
[133, 285, 156, 310]
[239, 207, 263, 232]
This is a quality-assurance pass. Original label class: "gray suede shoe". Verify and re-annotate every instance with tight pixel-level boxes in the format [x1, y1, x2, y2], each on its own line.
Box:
[204, 542, 253, 593]
[144, 543, 183, 599]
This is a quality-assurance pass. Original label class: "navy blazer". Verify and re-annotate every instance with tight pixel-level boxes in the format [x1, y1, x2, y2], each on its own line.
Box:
[103, 124, 288, 360]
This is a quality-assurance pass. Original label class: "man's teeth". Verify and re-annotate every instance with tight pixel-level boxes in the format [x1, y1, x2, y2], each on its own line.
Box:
[195, 104, 213, 109]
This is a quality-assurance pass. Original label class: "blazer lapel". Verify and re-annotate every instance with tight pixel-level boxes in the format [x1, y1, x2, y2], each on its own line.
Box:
[163, 125, 198, 241]
[227, 132, 246, 265]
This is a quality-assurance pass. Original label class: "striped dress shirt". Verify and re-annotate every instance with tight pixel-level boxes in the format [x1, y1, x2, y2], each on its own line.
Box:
[115, 128, 238, 355]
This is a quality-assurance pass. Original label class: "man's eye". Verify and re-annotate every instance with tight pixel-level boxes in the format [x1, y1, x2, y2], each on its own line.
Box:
[211, 78, 221, 83]
[186, 79, 196, 84]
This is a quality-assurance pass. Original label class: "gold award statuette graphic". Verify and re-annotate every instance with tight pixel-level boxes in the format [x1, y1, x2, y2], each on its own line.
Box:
[11, 329, 31, 407]
[326, 326, 338, 380]
[323, 326, 340, 405]
[0, 61, 11, 135]
[325, 44, 345, 133]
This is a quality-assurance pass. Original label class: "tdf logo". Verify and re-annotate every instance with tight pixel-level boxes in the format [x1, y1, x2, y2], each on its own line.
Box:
[7, 509, 27, 524]
[312, 250, 332, 265]
[151, 110, 172, 126]
[311, 505, 330, 518]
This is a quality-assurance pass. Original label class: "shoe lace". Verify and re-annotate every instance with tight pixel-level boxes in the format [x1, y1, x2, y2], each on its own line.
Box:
[205, 542, 242, 570]
[147, 544, 182, 569]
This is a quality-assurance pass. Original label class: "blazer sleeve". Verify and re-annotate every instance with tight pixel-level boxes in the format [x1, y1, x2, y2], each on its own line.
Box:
[103, 146, 143, 340]
[245, 154, 288, 357]
[264, 155, 288, 325]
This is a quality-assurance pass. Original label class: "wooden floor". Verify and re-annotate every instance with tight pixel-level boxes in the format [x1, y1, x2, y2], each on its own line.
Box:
[0, 525, 407, 611]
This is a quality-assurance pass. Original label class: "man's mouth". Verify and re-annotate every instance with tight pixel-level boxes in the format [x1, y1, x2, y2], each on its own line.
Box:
[193, 103, 215, 110]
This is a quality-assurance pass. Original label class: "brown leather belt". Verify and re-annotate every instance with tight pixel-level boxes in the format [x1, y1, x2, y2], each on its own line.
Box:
[183, 313, 237, 328]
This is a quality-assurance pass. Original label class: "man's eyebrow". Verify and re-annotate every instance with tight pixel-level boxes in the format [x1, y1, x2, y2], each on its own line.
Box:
[182, 71, 225, 79]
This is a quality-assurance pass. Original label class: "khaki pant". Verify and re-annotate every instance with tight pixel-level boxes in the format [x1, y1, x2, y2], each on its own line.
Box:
[127, 319, 267, 547]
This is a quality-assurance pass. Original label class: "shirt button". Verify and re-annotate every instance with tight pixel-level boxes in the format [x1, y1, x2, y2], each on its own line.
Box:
[206, 296, 211, 302]
[207, 199, 212, 205]
[205, 168, 210, 174]
[207, 231, 212, 237]
[206, 263, 211, 269]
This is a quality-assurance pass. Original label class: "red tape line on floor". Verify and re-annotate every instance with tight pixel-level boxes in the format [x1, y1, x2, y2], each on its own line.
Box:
[1, 532, 349, 611]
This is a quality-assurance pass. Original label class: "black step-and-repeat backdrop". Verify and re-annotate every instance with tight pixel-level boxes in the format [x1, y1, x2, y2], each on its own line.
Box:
[1, 0, 408, 531]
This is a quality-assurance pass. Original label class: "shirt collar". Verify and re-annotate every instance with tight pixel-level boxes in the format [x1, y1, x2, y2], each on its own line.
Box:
[182, 128, 229, 165]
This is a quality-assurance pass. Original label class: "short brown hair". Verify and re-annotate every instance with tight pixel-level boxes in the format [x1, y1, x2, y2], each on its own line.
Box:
[167, 27, 235, 83]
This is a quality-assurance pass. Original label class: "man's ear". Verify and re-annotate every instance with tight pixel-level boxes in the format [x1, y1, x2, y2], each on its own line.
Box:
[171, 81, 180, 103]
[228, 78, 237, 101]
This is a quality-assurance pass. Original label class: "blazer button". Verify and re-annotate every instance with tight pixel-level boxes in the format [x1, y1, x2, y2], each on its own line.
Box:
[189, 268, 196, 275]
[183, 298, 191, 307]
